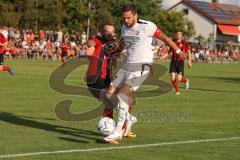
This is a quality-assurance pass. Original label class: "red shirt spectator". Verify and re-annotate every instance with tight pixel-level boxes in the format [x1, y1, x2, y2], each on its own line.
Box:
[0, 33, 6, 54]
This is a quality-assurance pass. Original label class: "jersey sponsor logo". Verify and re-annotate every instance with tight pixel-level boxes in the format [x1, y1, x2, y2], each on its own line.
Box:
[122, 36, 140, 49]
[122, 36, 140, 42]
[122, 28, 145, 36]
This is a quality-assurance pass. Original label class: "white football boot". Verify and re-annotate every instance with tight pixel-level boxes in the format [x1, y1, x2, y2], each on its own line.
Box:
[104, 130, 122, 144]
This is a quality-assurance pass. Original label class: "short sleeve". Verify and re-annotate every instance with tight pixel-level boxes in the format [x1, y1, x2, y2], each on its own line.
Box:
[146, 21, 158, 37]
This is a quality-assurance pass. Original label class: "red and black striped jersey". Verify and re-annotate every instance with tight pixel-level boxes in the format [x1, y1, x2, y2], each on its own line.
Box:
[171, 39, 190, 61]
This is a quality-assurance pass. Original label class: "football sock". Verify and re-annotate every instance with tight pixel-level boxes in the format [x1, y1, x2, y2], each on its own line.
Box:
[181, 77, 187, 83]
[122, 106, 133, 130]
[172, 80, 179, 92]
[103, 108, 113, 119]
[115, 93, 129, 134]
[1, 66, 10, 71]
[61, 58, 65, 65]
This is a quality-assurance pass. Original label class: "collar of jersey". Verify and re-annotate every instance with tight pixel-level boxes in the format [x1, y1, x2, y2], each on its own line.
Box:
[130, 22, 139, 29]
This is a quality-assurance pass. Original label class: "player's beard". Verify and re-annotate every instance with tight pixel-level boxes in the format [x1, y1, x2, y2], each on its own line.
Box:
[125, 17, 137, 28]
[125, 21, 135, 28]
[103, 34, 114, 42]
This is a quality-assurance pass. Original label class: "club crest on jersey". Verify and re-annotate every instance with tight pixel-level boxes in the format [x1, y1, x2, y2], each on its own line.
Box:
[137, 29, 146, 35]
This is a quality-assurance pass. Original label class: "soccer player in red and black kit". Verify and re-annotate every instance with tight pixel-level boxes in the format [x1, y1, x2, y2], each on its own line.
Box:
[85, 23, 121, 119]
[60, 40, 71, 66]
[0, 29, 14, 75]
[169, 31, 192, 95]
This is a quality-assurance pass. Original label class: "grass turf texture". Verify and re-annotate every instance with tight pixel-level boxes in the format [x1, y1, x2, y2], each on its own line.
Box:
[0, 59, 239, 160]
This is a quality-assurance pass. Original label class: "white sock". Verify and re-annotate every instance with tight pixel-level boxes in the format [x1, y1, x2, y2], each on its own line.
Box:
[114, 93, 129, 134]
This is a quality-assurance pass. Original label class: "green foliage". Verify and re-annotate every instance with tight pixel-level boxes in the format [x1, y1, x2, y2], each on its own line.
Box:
[158, 10, 195, 38]
[62, 0, 87, 32]
[0, 0, 22, 28]
[0, 0, 195, 38]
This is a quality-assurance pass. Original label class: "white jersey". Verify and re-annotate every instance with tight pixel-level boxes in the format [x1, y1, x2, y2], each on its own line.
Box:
[121, 19, 157, 64]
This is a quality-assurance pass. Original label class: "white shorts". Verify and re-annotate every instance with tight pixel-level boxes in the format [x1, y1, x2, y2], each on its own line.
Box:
[111, 64, 150, 91]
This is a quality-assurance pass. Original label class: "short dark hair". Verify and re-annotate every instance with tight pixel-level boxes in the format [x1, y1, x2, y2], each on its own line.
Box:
[102, 22, 114, 31]
[121, 4, 137, 14]
[103, 22, 114, 28]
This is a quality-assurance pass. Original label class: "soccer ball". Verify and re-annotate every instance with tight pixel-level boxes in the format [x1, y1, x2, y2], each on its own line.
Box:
[97, 117, 116, 136]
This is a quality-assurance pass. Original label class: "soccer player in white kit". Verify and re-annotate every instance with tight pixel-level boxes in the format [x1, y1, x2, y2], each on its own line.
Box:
[104, 4, 185, 143]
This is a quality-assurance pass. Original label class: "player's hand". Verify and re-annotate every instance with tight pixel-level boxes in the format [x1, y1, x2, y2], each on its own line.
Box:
[118, 38, 125, 51]
[85, 46, 95, 56]
[104, 41, 119, 55]
[179, 51, 185, 59]
[188, 61, 192, 68]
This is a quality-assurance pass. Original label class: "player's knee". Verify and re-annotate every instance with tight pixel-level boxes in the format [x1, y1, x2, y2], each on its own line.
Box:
[177, 76, 182, 81]
[171, 73, 176, 81]
[105, 92, 119, 108]
[107, 85, 116, 94]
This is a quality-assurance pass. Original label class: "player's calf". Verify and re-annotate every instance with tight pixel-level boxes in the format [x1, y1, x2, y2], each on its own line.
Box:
[0, 66, 14, 75]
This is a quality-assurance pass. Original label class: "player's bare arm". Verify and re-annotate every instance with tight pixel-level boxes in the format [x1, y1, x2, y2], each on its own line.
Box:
[85, 40, 96, 56]
[160, 51, 168, 59]
[116, 38, 125, 53]
[158, 34, 185, 59]
[188, 49, 192, 68]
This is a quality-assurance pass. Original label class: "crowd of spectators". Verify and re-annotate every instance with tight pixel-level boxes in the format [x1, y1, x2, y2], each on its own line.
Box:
[1, 27, 88, 61]
[155, 43, 240, 63]
[1, 27, 240, 64]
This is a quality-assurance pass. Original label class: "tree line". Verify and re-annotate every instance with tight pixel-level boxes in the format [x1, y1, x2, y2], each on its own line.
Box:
[0, 0, 195, 38]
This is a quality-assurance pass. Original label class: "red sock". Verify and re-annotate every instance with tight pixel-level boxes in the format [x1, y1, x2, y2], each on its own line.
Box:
[103, 108, 113, 119]
[172, 80, 179, 92]
[181, 77, 187, 83]
[61, 59, 65, 65]
[1, 66, 10, 71]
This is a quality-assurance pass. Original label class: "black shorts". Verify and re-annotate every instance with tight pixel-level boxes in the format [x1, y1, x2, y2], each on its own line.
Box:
[87, 74, 111, 99]
[169, 60, 184, 75]
[61, 51, 67, 58]
[0, 54, 4, 65]
[79, 55, 86, 58]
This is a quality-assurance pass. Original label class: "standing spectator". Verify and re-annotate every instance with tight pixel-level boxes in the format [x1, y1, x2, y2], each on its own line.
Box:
[63, 32, 69, 42]
[77, 44, 86, 61]
[57, 29, 63, 43]
[81, 31, 87, 44]
[203, 48, 209, 62]
[39, 30, 45, 41]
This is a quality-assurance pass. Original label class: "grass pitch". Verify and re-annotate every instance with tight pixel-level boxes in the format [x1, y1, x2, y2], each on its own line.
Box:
[0, 59, 239, 160]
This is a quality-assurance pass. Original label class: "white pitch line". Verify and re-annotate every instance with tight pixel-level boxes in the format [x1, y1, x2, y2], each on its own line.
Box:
[0, 137, 239, 158]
